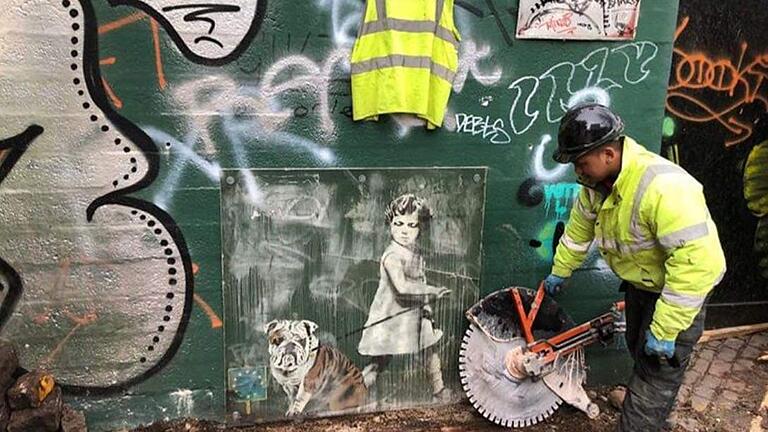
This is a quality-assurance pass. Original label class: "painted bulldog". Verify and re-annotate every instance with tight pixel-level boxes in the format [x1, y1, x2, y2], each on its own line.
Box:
[265, 319, 367, 416]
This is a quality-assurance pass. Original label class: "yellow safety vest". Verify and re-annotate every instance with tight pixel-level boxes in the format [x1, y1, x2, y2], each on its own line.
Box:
[552, 137, 726, 341]
[350, 0, 460, 129]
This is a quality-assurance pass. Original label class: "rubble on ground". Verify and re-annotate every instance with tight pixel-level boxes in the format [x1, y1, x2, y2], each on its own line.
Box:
[0, 340, 87, 432]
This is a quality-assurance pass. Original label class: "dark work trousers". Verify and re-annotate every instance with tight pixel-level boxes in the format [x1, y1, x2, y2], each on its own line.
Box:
[618, 283, 706, 432]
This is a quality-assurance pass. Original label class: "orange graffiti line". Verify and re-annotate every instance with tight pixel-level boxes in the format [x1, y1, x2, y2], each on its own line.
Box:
[34, 258, 72, 324]
[724, 117, 753, 147]
[194, 293, 223, 329]
[98, 11, 146, 34]
[101, 77, 124, 109]
[674, 16, 690, 41]
[149, 18, 167, 90]
[668, 22, 768, 146]
[99, 56, 117, 66]
[40, 311, 99, 369]
[670, 20, 768, 99]
[669, 48, 768, 98]
[53, 257, 71, 291]
[666, 92, 753, 146]
[64, 309, 98, 326]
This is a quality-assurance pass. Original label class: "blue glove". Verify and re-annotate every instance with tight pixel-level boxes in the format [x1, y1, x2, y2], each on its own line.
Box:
[543, 274, 568, 295]
[644, 329, 675, 359]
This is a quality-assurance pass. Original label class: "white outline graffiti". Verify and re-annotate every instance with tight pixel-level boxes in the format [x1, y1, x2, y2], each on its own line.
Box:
[531, 134, 569, 181]
[314, 0, 362, 47]
[508, 41, 658, 135]
[454, 40, 503, 93]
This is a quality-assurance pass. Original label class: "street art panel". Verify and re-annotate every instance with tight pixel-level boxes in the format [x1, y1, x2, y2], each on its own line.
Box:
[221, 168, 486, 423]
[516, 0, 641, 40]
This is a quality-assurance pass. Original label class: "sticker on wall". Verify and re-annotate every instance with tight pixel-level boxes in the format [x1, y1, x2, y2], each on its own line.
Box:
[228, 365, 269, 415]
[220, 168, 487, 424]
[516, 0, 641, 40]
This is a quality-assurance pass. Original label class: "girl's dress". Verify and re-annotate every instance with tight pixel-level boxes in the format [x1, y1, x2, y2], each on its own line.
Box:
[358, 241, 443, 355]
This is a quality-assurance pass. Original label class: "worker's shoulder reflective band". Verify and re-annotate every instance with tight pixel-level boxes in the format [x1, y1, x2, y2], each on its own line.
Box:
[658, 222, 709, 250]
[629, 164, 686, 242]
[350, 55, 456, 83]
[560, 233, 591, 252]
[358, 19, 459, 49]
[575, 197, 596, 221]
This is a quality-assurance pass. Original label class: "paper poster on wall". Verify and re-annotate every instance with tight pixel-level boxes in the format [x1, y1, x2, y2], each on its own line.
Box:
[516, 0, 641, 40]
[220, 168, 487, 425]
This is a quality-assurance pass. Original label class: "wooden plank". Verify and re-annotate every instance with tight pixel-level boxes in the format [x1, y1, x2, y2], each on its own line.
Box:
[698, 323, 768, 343]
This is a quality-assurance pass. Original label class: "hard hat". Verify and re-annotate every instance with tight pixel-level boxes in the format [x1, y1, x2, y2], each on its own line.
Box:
[553, 103, 624, 164]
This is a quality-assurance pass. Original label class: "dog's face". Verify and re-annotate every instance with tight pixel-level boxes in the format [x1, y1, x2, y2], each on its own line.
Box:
[264, 320, 319, 373]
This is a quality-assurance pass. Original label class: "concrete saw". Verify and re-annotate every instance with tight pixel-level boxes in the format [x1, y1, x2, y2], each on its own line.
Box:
[459, 285, 625, 428]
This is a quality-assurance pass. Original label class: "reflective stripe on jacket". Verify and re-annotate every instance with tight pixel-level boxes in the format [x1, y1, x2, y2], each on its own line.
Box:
[552, 137, 726, 341]
[350, 0, 460, 128]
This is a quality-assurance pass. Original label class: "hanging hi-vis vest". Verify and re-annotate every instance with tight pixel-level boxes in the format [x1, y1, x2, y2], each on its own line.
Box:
[551, 138, 726, 342]
[350, 0, 460, 129]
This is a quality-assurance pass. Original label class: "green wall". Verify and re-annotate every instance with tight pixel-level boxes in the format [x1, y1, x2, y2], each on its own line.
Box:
[0, 0, 679, 430]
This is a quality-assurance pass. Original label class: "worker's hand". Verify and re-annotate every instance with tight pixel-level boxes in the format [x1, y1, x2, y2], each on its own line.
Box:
[436, 287, 451, 299]
[543, 274, 568, 295]
[643, 329, 675, 359]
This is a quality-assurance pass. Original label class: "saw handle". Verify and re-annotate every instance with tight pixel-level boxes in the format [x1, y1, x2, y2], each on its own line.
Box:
[510, 283, 547, 345]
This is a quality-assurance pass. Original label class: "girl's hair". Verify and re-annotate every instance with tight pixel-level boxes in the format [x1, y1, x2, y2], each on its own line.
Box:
[384, 194, 432, 228]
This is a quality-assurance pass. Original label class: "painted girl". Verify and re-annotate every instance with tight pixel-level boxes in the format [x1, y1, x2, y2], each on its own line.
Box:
[357, 194, 451, 400]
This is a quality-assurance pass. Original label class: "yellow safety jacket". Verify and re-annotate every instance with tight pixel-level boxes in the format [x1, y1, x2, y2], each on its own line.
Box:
[350, 0, 460, 129]
[552, 137, 726, 341]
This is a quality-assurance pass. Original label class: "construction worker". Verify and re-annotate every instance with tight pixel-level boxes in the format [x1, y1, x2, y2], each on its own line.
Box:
[543, 103, 726, 431]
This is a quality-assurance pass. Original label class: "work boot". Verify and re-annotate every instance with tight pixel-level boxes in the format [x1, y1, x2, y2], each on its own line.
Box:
[608, 385, 627, 410]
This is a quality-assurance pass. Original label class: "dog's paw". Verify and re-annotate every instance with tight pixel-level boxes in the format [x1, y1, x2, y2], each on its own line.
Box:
[285, 406, 303, 417]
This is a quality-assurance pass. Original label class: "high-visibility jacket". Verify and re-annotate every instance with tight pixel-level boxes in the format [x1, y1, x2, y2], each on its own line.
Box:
[552, 137, 726, 341]
[350, 0, 460, 129]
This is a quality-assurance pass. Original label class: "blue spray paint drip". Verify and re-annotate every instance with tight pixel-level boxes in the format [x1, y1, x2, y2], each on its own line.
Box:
[543, 183, 581, 220]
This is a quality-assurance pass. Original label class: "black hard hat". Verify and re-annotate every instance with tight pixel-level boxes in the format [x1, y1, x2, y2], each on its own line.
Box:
[553, 103, 624, 163]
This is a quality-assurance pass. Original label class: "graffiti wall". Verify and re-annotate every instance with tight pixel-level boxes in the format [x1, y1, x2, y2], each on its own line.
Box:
[0, 0, 678, 429]
[662, 0, 768, 327]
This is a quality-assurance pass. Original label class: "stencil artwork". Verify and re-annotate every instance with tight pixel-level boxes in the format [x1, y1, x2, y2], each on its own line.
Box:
[221, 168, 486, 423]
[265, 319, 368, 416]
[516, 0, 641, 40]
[356, 193, 453, 401]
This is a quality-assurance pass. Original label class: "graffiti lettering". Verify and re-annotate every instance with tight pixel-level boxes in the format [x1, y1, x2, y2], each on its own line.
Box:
[543, 183, 581, 220]
[508, 41, 658, 135]
[454, 113, 511, 144]
[666, 17, 768, 147]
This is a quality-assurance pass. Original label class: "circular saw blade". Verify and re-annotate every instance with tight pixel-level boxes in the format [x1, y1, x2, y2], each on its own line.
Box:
[459, 324, 561, 428]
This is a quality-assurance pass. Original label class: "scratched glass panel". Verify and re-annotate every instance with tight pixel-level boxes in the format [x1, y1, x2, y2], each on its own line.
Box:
[220, 168, 486, 424]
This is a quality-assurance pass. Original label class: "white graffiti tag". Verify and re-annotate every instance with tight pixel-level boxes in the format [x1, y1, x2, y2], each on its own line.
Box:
[508, 41, 658, 135]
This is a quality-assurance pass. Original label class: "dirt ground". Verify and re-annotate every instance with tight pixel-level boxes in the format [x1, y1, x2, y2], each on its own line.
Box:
[131, 386, 620, 432]
[129, 374, 767, 432]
